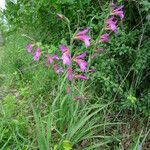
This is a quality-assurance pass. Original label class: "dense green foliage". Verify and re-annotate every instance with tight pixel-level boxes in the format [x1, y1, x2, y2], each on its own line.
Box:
[0, 0, 150, 149]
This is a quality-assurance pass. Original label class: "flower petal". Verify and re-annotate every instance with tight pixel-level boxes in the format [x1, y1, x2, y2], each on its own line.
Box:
[76, 28, 89, 36]
[46, 54, 53, 66]
[26, 44, 33, 53]
[53, 55, 59, 60]
[106, 17, 117, 33]
[75, 74, 88, 80]
[76, 52, 87, 59]
[60, 45, 69, 52]
[100, 33, 109, 42]
[54, 64, 64, 74]
[33, 48, 41, 61]
[62, 53, 71, 65]
[76, 59, 87, 72]
[75, 29, 91, 48]
[112, 5, 124, 20]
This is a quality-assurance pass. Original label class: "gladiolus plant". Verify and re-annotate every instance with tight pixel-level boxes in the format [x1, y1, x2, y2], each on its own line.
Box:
[26, 3, 124, 95]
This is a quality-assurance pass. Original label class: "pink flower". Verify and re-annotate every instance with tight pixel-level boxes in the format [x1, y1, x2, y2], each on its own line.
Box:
[74, 52, 87, 72]
[106, 16, 117, 33]
[53, 55, 59, 60]
[46, 54, 59, 66]
[62, 52, 71, 65]
[33, 48, 41, 61]
[76, 52, 87, 59]
[75, 29, 91, 48]
[53, 64, 64, 74]
[75, 74, 88, 80]
[100, 33, 109, 43]
[111, 5, 124, 20]
[67, 67, 73, 81]
[76, 60, 87, 72]
[60, 45, 71, 66]
[26, 44, 33, 53]
[46, 54, 53, 66]
[67, 87, 71, 95]
[60, 45, 69, 52]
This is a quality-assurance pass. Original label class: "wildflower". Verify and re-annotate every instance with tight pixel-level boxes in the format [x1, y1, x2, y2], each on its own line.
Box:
[26, 44, 33, 53]
[33, 48, 41, 61]
[76, 52, 87, 59]
[111, 5, 124, 20]
[53, 64, 64, 74]
[62, 52, 71, 65]
[67, 67, 73, 82]
[46, 54, 53, 66]
[74, 52, 87, 72]
[106, 16, 117, 33]
[53, 55, 59, 60]
[60, 45, 71, 66]
[46, 54, 59, 66]
[100, 33, 109, 43]
[60, 45, 69, 52]
[75, 29, 91, 48]
[75, 74, 88, 80]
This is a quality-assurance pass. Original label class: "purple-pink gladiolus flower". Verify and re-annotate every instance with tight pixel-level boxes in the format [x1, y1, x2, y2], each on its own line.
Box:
[76, 52, 87, 59]
[54, 64, 63, 74]
[75, 29, 91, 48]
[112, 5, 124, 20]
[74, 52, 87, 72]
[33, 48, 41, 61]
[26, 44, 33, 53]
[46, 54, 59, 66]
[60, 45, 69, 52]
[46, 54, 53, 66]
[75, 74, 88, 80]
[60, 45, 71, 65]
[67, 67, 73, 82]
[100, 33, 109, 43]
[106, 16, 117, 33]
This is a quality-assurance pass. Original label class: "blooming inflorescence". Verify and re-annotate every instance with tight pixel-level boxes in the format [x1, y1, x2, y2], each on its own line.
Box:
[26, 3, 124, 95]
